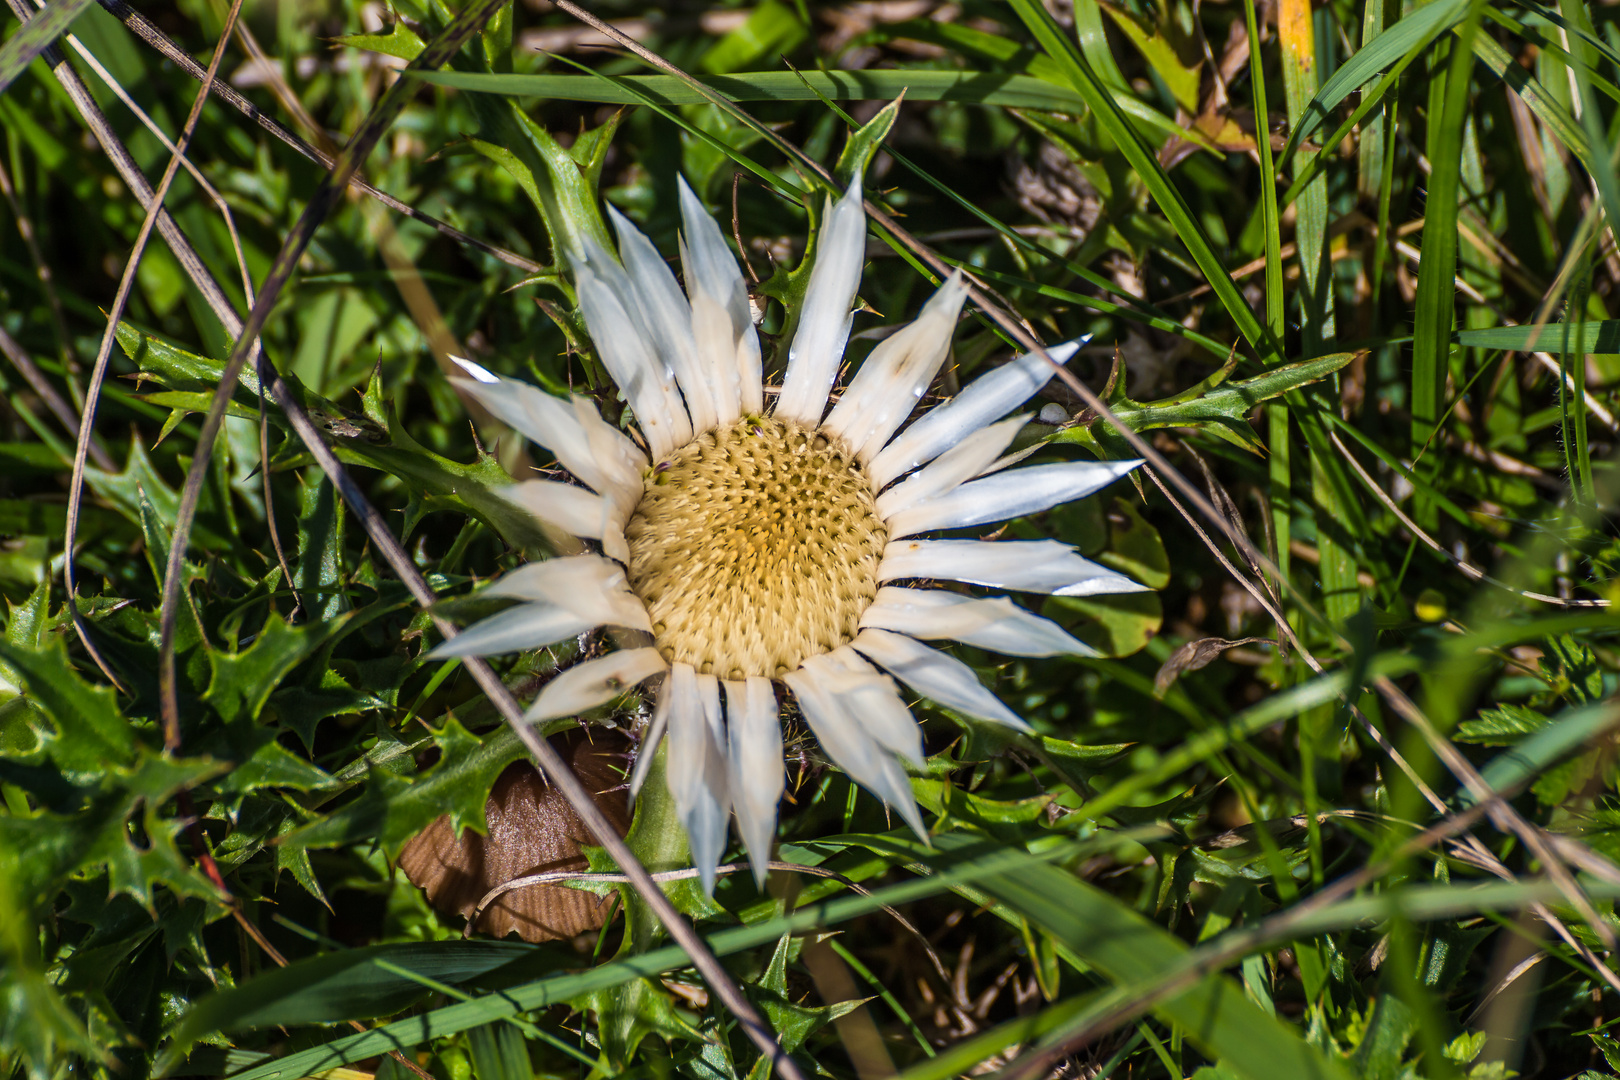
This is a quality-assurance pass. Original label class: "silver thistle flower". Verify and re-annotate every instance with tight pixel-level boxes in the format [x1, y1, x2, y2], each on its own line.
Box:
[436, 176, 1148, 892]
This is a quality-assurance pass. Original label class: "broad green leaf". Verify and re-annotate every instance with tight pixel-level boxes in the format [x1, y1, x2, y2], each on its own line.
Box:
[699, 0, 806, 75]
[1096, 498, 1170, 591]
[1048, 592, 1162, 658]
[0, 443, 68, 472]
[1100, 2, 1203, 113]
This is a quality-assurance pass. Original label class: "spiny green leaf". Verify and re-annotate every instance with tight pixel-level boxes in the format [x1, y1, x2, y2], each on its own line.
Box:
[205, 614, 352, 726]
[1468, 700, 1620, 805]
[0, 748, 223, 911]
[115, 320, 261, 401]
[332, 406, 552, 555]
[578, 978, 702, 1068]
[464, 102, 615, 267]
[913, 779, 1053, 829]
[294, 473, 349, 623]
[0, 637, 133, 773]
[333, 20, 424, 61]
[1454, 703, 1550, 746]
[748, 976, 862, 1057]
[2, 580, 50, 676]
[217, 734, 338, 794]
[0, 853, 98, 1080]
[279, 718, 525, 852]
[271, 668, 391, 750]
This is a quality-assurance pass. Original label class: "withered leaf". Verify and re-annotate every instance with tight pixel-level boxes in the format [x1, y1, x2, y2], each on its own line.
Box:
[399, 728, 632, 943]
[1153, 636, 1270, 699]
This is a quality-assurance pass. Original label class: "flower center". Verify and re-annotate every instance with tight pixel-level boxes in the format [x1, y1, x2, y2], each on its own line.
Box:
[625, 417, 887, 680]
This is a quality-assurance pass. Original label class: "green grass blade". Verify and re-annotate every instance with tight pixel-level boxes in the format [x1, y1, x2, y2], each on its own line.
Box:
[1471, 29, 1590, 167]
[1561, 263, 1596, 505]
[1244, 0, 1292, 591]
[831, 20, 1217, 149]
[1410, 0, 1485, 460]
[1453, 320, 1620, 351]
[1278, 0, 1469, 162]
[0, 0, 94, 94]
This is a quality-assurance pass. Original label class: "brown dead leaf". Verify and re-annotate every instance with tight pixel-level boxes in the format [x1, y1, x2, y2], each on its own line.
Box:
[1153, 636, 1271, 698]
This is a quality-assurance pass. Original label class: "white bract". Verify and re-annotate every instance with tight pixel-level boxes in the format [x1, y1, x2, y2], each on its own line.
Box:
[436, 176, 1146, 892]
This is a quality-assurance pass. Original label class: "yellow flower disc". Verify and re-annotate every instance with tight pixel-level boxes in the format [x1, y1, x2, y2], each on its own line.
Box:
[626, 417, 886, 680]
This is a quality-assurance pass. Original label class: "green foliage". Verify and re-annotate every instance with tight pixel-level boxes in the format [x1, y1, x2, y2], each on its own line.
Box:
[3, 0, 1619, 1077]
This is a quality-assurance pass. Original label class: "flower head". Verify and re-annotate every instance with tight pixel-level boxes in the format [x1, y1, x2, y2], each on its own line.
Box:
[438, 176, 1147, 892]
